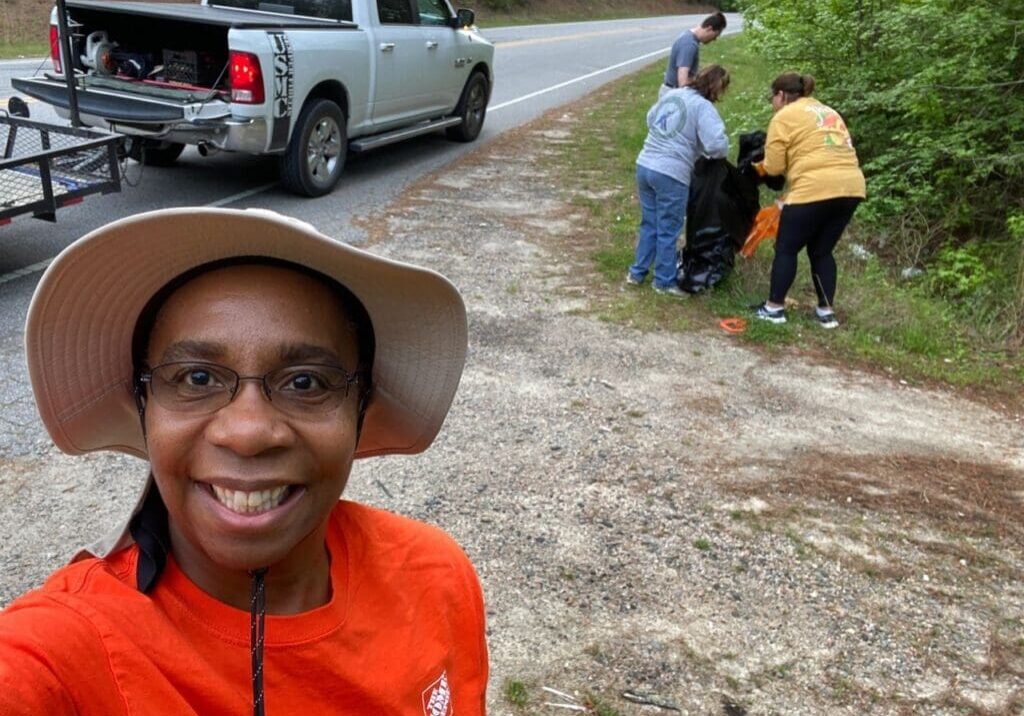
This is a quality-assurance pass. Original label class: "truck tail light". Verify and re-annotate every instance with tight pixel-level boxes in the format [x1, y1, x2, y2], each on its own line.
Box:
[229, 51, 264, 104]
[50, 25, 62, 73]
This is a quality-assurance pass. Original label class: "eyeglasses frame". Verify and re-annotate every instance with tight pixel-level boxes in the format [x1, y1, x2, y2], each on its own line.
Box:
[136, 360, 364, 417]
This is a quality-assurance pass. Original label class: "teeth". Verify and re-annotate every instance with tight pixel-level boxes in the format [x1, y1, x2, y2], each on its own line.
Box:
[211, 485, 289, 514]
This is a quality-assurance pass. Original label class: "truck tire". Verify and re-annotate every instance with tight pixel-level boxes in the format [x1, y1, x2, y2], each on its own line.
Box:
[127, 138, 185, 167]
[446, 72, 489, 143]
[280, 98, 347, 197]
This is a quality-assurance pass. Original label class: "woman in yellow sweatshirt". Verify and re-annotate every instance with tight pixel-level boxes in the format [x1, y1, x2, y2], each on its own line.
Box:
[753, 72, 866, 328]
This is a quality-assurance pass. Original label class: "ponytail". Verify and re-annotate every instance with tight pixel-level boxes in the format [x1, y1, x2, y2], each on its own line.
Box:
[799, 74, 815, 97]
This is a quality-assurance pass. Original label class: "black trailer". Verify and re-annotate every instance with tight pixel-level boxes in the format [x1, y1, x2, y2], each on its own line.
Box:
[0, 110, 122, 225]
[1, 0, 123, 226]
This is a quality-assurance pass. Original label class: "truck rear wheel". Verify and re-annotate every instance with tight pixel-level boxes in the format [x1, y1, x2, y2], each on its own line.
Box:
[280, 98, 347, 197]
[127, 138, 185, 167]
[446, 72, 489, 143]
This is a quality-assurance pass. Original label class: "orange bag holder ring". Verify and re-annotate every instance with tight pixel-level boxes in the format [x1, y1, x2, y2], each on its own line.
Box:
[719, 317, 747, 334]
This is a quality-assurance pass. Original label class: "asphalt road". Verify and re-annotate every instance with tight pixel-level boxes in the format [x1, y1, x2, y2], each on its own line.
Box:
[0, 14, 741, 457]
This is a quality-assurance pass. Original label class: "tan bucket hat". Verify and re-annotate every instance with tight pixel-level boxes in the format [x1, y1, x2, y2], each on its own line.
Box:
[25, 207, 468, 557]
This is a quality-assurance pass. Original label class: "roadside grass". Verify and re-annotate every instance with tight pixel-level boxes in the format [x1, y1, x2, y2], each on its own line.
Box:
[554, 33, 1024, 401]
[0, 41, 48, 60]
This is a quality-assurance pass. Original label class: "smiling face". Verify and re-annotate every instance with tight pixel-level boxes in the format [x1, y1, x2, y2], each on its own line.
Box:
[143, 264, 362, 580]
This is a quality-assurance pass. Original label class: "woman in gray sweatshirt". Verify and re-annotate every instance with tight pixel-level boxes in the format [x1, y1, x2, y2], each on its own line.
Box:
[627, 65, 730, 296]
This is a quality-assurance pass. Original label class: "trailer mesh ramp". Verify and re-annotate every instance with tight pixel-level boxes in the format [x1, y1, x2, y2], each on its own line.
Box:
[0, 113, 122, 223]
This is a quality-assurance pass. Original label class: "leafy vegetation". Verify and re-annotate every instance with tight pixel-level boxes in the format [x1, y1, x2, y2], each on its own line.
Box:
[741, 0, 1024, 344]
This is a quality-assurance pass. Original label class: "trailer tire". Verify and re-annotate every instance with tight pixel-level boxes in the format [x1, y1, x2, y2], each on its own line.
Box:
[127, 139, 185, 167]
[280, 98, 347, 197]
[446, 71, 489, 143]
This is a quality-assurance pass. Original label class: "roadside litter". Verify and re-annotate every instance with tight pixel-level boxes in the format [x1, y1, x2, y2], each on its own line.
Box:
[541, 686, 587, 711]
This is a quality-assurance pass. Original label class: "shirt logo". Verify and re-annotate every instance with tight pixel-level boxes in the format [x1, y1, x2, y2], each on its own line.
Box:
[422, 670, 453, 716]
[650, 95, 688, 140]
[805, 103, 853, 149]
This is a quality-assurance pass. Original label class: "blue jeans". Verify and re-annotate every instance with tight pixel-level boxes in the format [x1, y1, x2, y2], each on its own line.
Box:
[629, 165, 688, 289]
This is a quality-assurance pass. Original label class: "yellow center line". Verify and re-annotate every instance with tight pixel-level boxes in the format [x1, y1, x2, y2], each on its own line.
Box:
[1, 96, 39, 107]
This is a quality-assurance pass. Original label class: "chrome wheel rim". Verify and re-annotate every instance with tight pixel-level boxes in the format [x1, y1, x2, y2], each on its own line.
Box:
[466, 82, 486, 133]
[306, 116, 342, 186]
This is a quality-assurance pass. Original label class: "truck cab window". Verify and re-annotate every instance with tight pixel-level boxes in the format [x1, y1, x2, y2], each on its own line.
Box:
[416, 0, 451, 26]
[377, 0, 414, 24]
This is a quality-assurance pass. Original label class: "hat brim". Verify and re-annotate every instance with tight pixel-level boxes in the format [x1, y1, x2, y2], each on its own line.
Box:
[26, 207, 468, 461]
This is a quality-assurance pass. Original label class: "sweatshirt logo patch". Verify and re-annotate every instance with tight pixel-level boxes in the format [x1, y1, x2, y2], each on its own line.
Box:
[805, 103, 853, 148]
[422, 670, 453, 716]
[650, 95, 687, 140]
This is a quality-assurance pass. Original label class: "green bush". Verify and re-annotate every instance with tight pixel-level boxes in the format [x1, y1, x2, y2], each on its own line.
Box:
[929, 244, 994, 300]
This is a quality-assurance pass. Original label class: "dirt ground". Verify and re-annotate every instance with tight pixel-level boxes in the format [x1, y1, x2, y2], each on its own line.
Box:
[1, 103, 1023, 715]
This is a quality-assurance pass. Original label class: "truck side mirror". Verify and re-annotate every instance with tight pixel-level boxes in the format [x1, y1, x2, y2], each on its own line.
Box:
[452, 8, 475, 28]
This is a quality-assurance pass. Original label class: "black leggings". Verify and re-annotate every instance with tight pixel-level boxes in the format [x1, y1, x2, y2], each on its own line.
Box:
[769, 197, 861, 307]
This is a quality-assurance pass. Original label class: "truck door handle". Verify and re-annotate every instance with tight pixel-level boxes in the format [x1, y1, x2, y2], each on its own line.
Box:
[426, 41, 438, 49]
[380, 42, 395, 52]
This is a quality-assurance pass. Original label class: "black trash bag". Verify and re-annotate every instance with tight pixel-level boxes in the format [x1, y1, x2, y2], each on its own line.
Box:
[737, 130, 786, 191]
[676, 150, 761, 293]
[677, 225, 736, 294]
[676, 130, 787, 293]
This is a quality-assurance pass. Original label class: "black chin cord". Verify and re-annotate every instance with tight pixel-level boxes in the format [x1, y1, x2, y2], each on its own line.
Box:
[249, 567, 269, 716]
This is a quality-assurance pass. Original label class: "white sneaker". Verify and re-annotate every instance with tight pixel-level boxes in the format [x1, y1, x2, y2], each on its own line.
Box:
[816, 311, 840, 329]
[624, 272, 643, 287]
[653, 284, 688, 299]
[753, 303, 787, 324]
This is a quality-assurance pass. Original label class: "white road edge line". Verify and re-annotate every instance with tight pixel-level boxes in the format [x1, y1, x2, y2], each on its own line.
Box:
[0, 259, 54, 287]
[0, 45, 671, 287]
[208, 183, 280, 208]
[489, 46, 669, 112]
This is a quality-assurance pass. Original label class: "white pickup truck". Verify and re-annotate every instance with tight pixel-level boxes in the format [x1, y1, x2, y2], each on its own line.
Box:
[13, 0, 494, 196]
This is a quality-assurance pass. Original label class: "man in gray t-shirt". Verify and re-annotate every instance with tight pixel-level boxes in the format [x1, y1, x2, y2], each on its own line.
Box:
[662, 12, 727, 95]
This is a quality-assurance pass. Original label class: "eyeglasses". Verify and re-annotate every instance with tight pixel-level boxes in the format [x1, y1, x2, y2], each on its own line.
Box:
[138, 361, 362, 417]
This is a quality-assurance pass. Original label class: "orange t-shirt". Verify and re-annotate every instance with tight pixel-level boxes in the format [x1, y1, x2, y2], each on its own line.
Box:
[0, 501, 488, 715]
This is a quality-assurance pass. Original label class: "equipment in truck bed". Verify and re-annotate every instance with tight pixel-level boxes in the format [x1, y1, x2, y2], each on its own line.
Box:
[0, 110, 123, 225]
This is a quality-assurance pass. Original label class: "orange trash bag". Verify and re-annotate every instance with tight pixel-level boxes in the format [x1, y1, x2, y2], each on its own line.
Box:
[740, 202, 782, 258]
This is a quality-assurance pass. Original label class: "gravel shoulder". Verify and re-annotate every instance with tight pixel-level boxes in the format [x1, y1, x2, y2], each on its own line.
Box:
[1, 100, 1023, 714]
[353, 105, 1024, 714]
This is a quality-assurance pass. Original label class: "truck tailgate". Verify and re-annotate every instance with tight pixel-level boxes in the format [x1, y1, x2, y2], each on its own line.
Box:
[12, 76, 230, 124]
